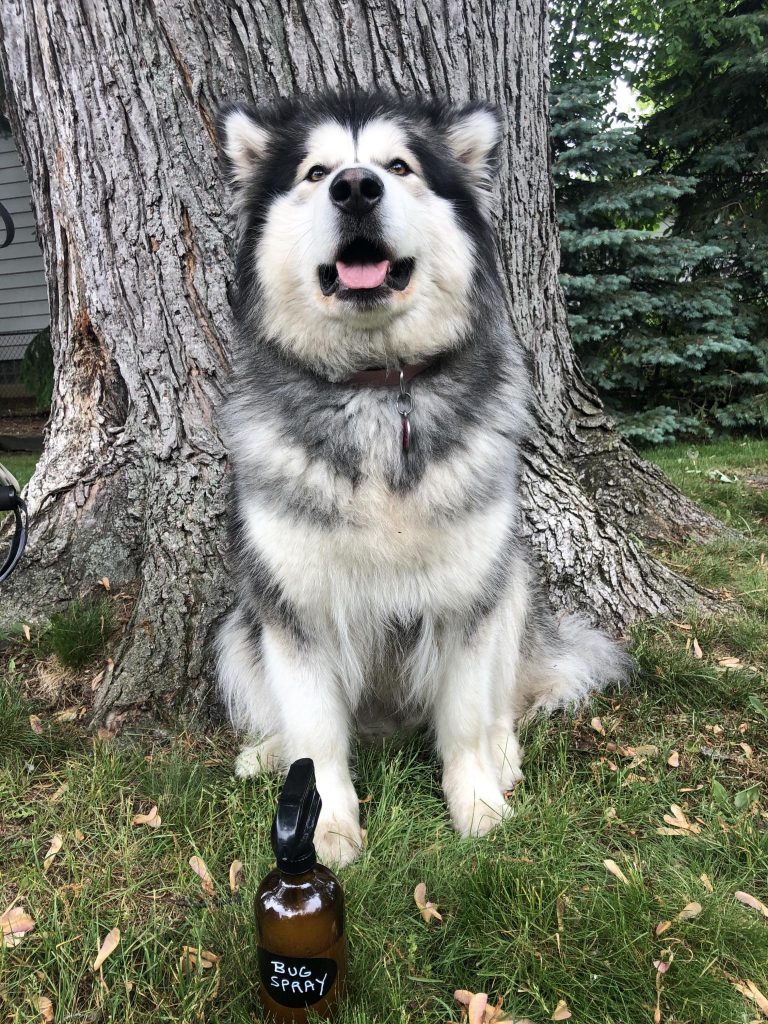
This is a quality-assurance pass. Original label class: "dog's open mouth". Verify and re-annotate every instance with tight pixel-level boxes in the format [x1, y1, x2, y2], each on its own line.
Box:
[319, 238, 415, 298]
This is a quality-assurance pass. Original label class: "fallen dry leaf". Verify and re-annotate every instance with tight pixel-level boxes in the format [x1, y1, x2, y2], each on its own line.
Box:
[132, 806, 162, 828]
[662, 805, 701, 835]
[735, 891, 768, 920]
[552, 999, 572, 1021]
[33, 995, 54, 1022]
[35, 995, 54, 1022]
[590, 716, 606, 735]
[100, 576, 111, 591]
[1, 905, 36, 948]
[229, 860, 243, 894]
[453, 990, 521, 1024]
[189, 856, 215, 896]
[42, 834, 63, 872]
[676, 901, 702, 921]
[49, 782, 68, 803]
[603, 859, 630, 885]
[717, 656, 742, 668]
[414, 882, 443, 924]
[181, 945, 220, 971]
[53, 707, 80, 723]
[468, 992, 488, 1024]
[22, 623, 31, 641]
[29, 715, 43, 735]
[692, 637, 703, 659]
[655, 920, 672, 936]
[733, 979, 768, 1017]
[740, 742, 753, 759]
[93, 926, 120, 970]
[700, 873, 714, 893]
[667, 750, 680, 768]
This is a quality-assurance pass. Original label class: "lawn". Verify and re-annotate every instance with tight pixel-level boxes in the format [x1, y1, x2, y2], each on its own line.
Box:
[1, 441, 767, 1024]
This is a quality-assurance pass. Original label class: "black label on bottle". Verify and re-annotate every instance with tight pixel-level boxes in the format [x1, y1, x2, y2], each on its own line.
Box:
[258, 948, 338, 1008]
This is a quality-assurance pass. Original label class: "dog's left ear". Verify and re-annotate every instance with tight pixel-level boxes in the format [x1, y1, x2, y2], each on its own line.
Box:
[217, 103, 271, 189]
[444, 103, 502, 204]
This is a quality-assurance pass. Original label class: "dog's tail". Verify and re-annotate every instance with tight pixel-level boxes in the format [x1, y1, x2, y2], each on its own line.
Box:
[516, 607, 632, 718]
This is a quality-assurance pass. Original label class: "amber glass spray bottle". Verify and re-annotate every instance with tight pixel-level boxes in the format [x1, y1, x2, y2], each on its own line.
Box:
[255, 758, 347, 1022]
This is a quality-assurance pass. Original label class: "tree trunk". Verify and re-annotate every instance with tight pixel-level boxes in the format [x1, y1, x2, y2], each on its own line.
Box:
[0, 0, 722, 726]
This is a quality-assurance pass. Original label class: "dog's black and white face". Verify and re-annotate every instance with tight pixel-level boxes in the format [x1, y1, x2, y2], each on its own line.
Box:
[218, 94, 501, 375]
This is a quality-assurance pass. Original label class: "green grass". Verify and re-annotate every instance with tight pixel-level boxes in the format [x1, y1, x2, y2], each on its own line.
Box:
[40, 598, 115, 670]
[0, 453, 38, 490]
[1, 441, 766, 1024]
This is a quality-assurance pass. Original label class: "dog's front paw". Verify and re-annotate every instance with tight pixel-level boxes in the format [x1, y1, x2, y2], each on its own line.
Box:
[234, 735, 283, 779]
[313, 776, 363, 867]
[314, 813, 364, 868]
[444, 766, 511, 837]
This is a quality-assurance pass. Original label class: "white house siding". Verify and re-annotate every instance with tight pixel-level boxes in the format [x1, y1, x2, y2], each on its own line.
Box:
[0, 131, 50, 397]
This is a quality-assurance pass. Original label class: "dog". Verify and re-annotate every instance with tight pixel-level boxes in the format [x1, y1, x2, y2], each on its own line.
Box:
[215, 92, 629, 866]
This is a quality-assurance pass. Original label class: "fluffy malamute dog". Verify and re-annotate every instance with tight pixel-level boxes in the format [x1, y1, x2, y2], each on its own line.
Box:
[215, 93, 628, 865]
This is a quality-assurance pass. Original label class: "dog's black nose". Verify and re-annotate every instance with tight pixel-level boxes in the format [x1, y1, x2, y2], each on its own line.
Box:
[329, 167, 383, 216]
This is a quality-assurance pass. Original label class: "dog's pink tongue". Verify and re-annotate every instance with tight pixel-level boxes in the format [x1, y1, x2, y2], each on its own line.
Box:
[336, 259, 389, 289]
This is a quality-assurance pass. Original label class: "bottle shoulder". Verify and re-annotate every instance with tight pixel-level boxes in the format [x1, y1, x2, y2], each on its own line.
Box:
[256, 865, 344, 921]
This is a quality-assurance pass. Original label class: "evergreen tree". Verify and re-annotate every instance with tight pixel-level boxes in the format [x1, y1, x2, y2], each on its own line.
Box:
[552, 80, 750, 443]
[642, 0, 768, 434]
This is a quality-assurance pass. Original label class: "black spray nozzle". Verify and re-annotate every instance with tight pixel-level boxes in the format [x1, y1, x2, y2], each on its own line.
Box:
[271, 758, 322, 875]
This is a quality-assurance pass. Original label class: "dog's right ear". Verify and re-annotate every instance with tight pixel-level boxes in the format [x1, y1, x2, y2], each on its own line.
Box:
[216, 104, 271, 188]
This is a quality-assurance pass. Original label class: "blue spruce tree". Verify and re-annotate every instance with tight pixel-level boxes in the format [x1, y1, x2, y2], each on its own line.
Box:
[551, 79, 751, 444]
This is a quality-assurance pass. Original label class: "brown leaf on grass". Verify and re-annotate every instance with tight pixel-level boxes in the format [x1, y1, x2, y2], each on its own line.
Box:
[552, 1000, 572, 1020]
[189, 856, 215, 896]
[676, 902, 702, 921]
[132, 806, 162, 828]
[414, 882, 443, 924]
[667, 750, 680, 768]
[603, 859, 630, 885]
[42, 834, 63, 872]
[49, 782, 68, 803]
[700, 873, 714, 893]
[229, 860, 244, 894]
[692, 637, 703, 659]
[29, 715, 43, 735]
[717, 656, 742, 668]
[93, 927, 120, 970]
[35, 996, 54, 1022]
[1, 905, 36, 948]
[468, 993, 488, 1024]
[733, 979, 768, 1017]
[662, 805, 701, 835]
[453, 990, 527, 1024]
[740, 742, 753, 759]
[22, 623, 31, 641]
[53, 707, 80, 723]
[590, 716, 606, 735]
[655, 920, 672, 936]
[181, 945, 220, 971]
[735, 891, 768, 919]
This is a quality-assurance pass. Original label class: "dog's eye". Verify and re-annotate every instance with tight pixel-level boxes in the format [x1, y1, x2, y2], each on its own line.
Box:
[306, 165, 328, 182]
[387, 159, 411, 176]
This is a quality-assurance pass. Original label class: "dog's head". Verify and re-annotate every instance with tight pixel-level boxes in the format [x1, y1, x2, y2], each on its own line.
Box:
[218, 93, 502, 376]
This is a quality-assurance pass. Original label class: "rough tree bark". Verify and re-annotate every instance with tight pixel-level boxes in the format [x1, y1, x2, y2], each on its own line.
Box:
[0, 0, 723, 726]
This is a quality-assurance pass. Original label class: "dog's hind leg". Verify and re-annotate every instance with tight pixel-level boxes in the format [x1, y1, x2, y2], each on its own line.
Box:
[215, 606, 284, 778]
